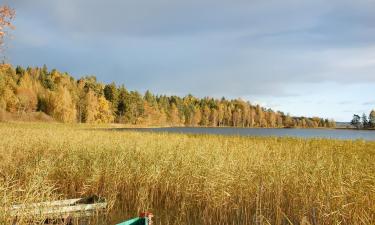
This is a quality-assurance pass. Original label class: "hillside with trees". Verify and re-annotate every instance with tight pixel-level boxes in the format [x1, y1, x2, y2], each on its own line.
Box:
[0, 64, 335, 128]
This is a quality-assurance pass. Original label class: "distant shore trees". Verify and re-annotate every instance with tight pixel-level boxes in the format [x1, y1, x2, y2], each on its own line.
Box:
[0, 64, 335, 128]
[351, 111, 375, 129]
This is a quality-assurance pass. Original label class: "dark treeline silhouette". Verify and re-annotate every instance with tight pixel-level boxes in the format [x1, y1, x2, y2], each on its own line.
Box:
[351, 111, 375, 129]
[0, 64, 335, 127]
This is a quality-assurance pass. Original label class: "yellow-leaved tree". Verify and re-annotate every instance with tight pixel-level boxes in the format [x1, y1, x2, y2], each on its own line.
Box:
[169, 103, 180, 126]
[83, 90, 99, 123]
[15, 87, 37, 113]
[83, 90, 113, 123]
[51, 87, 77, 123]
[192, 107, 201, 126]
[96, 96, 114, 123]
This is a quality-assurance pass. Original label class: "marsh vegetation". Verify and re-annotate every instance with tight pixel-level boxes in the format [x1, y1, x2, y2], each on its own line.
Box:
[1, 123, 374, 224]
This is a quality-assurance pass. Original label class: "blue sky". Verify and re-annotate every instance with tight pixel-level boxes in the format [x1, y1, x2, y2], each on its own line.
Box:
[5, 0, 375, 121]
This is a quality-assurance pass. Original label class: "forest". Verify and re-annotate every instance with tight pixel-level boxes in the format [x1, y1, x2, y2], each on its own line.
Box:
[0, 64, 335, 128]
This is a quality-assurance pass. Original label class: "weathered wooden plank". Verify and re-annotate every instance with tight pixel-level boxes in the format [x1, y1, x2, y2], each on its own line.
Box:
[10, 196, 107, 225]
[11, 202, 107, 217]
[11, 198, 82, 210]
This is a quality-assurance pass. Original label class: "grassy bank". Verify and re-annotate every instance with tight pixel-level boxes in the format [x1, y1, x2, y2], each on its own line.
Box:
[0, 122, 374, 224]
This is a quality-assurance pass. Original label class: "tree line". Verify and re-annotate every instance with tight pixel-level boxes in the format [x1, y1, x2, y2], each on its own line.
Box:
[351, 111, 375, 129]
[0, 64, 335, 128]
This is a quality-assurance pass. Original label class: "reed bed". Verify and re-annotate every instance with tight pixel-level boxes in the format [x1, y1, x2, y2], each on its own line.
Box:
[0, 122, 374, 224]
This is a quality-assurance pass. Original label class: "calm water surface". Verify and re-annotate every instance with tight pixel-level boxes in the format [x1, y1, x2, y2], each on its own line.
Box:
[127, 127, 375, 141]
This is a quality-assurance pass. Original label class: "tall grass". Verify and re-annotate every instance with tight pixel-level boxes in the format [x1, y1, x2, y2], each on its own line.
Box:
[0, 122, 374, 224]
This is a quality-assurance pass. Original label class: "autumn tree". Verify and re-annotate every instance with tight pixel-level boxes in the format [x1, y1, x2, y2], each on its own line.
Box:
[276, 113, 283, 127]
[157, 95, 169, 114]
[169, 103, 180, 126]
[181, 95, 195, 126]
[2, 86, 17, 112]
[15, 87, 37, 113]
[83, 90, 99, 123]
[328, 119, 336, 128]
[126, 91, 144, 124]
[311, 117, 321, 128]
[201, 105, 210, 126]
[369, 110, 375, 128]
[0, 71, 5, 109]
[267, 110, 276, 127]
[284, 114, 294, 128]
[224, 105, 232, 126]
[0, 5, 15, 56]
[191, 106, 201, 126]
[232, 108, 241, 127]
[142, 101, 164, 125]
[217, 103, 224, 126]
[209, 108, 218, 126]
[51, 87, 76, 123]
[96, 96, 114, 123]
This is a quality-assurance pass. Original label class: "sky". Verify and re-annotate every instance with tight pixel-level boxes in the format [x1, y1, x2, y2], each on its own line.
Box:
[4, 0, 375, 121]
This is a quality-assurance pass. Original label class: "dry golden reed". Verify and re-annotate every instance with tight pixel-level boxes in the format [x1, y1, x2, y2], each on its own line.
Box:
[0, 122, 374, 224]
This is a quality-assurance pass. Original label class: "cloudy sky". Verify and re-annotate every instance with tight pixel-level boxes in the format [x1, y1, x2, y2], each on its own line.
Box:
[5, 0, 375, 121]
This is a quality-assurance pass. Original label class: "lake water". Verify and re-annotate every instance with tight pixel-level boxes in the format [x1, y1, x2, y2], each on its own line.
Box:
[126, 127, 375, 141]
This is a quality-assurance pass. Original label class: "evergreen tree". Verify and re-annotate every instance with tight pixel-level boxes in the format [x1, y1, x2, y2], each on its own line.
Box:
[351, 114, 361, 129]
[104, 82, 119, 114]
[104, 83, 118, 103]
[144, 90, 156, 106]
[362, 113, 369, 129]
[117, 85, 129, 120]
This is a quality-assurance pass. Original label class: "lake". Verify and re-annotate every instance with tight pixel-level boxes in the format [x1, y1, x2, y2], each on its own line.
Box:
[125, 127, 375, 141]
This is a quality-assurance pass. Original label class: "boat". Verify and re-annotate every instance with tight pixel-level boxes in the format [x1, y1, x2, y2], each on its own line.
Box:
[11, 195, 153, 225]
[10, 195, 107, 225]
[116, 212, 153, 225]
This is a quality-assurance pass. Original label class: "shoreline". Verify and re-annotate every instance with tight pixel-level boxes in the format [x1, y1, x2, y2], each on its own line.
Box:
[2, 120, 374, 131]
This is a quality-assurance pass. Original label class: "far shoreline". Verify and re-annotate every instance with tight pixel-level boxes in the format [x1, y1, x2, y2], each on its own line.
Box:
[2, 120, 374, 131]
[115, 124, 375, 131]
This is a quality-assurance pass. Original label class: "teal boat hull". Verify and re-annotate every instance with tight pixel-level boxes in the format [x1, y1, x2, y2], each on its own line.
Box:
[116, 217, 147, 225]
